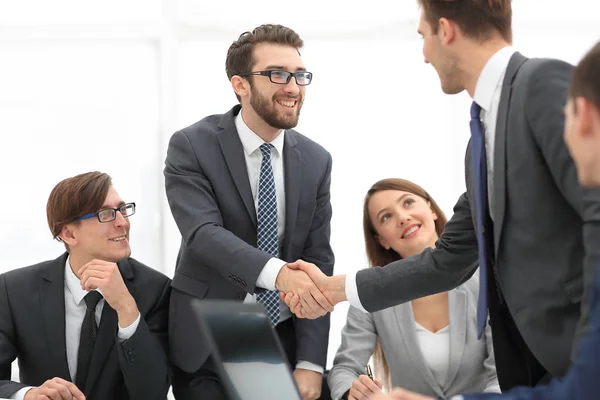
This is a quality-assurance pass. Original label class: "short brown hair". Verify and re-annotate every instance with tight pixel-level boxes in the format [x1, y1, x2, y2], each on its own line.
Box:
[47, 171, 112, 241]
[226, 24, 303, 101]
[569, 40, 600, 111]
[418, 0, 512, 43]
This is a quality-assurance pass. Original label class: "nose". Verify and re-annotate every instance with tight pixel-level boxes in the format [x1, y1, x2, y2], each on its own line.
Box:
[113, 210, 129, 227]
[396, 211, 411, 226]
[283, 77, 300, 96]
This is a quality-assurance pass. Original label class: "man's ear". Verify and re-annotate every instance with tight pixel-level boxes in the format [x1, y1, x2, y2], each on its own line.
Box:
[577, 97, 595, 138]
[59, 224, 78, 247]
[437, 17, 457, 46]
[231, 76, 250, 99]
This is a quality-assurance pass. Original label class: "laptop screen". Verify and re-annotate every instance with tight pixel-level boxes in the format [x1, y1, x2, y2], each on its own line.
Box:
[190, 299, 302, 400]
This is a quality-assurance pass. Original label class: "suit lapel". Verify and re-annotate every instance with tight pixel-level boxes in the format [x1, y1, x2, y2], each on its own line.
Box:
[492, 52, 528, 256]
[443, 289, 467, 391]
[83, 259, 135, 395]
[393, 305, 445, 398]
[40, 253, 71, 381]
[282, 132, 302, 259]
[217, 105, 257, 227]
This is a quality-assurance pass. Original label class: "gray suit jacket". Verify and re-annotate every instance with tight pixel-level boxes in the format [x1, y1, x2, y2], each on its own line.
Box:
[329, 275, 498, 400]
[164, 105, 334, 373]
[354, 53, 600, 381]
[0, 253, 171, 400]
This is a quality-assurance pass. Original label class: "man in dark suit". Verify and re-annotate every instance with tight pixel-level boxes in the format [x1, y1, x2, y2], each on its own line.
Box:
[0, 171, 171, 400]
[366, 39, 600, 400]
[164, 24, 334, 400]
[282, 0, 600, 392]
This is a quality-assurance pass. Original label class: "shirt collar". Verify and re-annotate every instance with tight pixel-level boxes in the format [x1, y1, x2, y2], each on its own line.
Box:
[234, 110, 285, 157]
[473, 46, 516, 112]
[64, 255, 102, 306]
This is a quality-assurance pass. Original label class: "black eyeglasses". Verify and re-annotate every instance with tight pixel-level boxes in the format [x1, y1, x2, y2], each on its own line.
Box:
[238, 70, 313, 86]
[73, 203, 136, 223]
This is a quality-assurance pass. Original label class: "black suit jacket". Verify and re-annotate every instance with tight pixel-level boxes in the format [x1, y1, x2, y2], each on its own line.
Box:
[164, 105, 334, 373]
[0, 253, 171, 400]
[354, 53, 600, 388]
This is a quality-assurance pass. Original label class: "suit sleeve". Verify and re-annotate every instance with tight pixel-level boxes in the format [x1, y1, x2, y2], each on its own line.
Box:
[524, 59, 600, 358]
[327, 307, 377, 400]
[294, 152, 335, 368]
[164, 130, 272, 293]
[356, 192, 480, 312]
[116, 278, 171, 400]
[0, 274, 28, 399]
[461, 271, 600, 400]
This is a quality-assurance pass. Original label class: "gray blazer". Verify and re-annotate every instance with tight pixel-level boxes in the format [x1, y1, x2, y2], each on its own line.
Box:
[354, 53, 600, 384]
[164, 105, 334, 373]
[329, 275, 499, 400]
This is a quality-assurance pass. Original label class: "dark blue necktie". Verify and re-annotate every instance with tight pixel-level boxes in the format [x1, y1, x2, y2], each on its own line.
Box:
[470, 101, 489, 338]
[255, 143, 281, 326]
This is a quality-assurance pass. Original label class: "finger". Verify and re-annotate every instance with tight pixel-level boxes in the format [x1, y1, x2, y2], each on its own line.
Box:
[358, 375, 381, 392]
[288, 293, 301, 311]
[286, 260, 303, 270]
[57, 379, 85, 399]
[374, 378, 383, 389]
[310, 287, 334, 313]
[82, 277, 104, 291]
[80, 270, 106, 288]
[38, 386, 68, 400]
[298, 295, 319, 319]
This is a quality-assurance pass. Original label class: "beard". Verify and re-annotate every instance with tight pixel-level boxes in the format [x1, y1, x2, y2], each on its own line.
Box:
[436, 55, 465, 95]
[249, 84, 303, 129]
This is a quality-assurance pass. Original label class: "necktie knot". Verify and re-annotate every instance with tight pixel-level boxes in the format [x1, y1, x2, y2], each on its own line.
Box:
[470, 101, 482, 120]
[260, 143, 273, 159]
[83, 291, 103, 310]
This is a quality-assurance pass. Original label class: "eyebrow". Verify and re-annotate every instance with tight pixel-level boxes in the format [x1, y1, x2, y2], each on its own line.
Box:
[100, 201, 126, 209]
[375, 194, 412, 220]
[264, 65, 307, 72]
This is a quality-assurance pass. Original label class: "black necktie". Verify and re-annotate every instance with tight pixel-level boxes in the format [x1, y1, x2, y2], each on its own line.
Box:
[75, 290, 103, 389]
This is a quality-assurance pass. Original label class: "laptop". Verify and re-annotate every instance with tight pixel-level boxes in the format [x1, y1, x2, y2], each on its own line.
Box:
[188, 298, 302, 400]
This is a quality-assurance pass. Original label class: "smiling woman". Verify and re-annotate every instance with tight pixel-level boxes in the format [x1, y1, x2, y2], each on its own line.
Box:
[327, 178, 501, 400]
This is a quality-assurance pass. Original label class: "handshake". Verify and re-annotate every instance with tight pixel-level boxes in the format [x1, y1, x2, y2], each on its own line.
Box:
[274, 260, 347, 319]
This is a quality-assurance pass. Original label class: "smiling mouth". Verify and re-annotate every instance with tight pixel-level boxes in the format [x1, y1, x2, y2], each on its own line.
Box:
[109, 236, 127, 243]
[402, 225, 421, 239]
[276, 99, 297, 108]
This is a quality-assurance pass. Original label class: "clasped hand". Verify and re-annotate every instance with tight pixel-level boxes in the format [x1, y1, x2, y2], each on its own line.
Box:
[276, 260, 342, 319]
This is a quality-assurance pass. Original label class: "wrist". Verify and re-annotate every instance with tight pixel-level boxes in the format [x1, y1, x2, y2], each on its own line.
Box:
[115, 296, 138, 327]
[325, 274, 347, 304]
[275, 265, 289, 292]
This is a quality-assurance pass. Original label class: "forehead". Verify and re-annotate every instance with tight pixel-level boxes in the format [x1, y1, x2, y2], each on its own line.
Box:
[369, 190, 420, 208]
[252, 43, 305, 70]
[102, 186, 124, 207]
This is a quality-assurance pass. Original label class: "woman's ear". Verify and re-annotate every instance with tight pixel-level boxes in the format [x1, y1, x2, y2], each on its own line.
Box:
[376, 234, 391, 250]
[428, 201, 438, 220]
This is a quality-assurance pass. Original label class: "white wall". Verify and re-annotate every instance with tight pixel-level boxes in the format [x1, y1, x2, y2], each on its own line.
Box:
[1, 1, 599, 381]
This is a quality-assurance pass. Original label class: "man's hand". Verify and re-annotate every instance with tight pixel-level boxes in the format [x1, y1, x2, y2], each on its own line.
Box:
[367, 387, 435, 400]
[293, 368, 322, 400]
[280, 260, 347, 319]
[24, 377, 85, 400]
[79, 259, 138, 327]
[275, 263, 334, 319]
[348, 375, 383, 400]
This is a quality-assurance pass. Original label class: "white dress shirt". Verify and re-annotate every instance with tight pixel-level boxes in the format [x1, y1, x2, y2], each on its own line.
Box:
[345, 46, 516, 312]
[12, 257, 140, 400]
[415, 322, 451, 386]
[235, 112, 322, 374]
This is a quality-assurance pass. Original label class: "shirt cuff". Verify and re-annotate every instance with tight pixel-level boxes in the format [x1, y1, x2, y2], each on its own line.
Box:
[295, 361, 324, 374]
[484, 384, 502, 393]
[345, 271, 366, 312]
[117, 312, 141, 341]
[11, 386, 34, 400]
[256, 258, 287, 290]
[448, 396, 464, 400]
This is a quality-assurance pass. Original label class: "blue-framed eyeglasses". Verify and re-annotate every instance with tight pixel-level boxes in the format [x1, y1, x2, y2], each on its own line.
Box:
[72, 202, 136, 223]
[238, 70, 313, 86]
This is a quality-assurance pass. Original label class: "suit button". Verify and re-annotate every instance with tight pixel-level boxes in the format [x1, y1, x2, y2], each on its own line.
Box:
[241, 280, 246, 287]
[228, 273, 233, 279]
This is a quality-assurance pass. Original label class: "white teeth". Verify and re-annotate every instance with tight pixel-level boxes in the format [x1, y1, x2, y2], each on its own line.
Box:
[277, 100, 295, 108]
[110, 236, 126, 242]
[403, 226, 419, 238]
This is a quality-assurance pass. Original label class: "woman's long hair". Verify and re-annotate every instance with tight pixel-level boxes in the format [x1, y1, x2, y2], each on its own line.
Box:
[362, 178, 448, 390]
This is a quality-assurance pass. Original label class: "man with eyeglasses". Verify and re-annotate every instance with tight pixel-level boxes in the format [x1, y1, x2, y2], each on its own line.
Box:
[164, 24, 334, 400]
[0, 171, 171, 400]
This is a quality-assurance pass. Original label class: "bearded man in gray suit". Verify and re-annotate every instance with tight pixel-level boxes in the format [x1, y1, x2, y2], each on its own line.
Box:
[164, 24, 334, 400]
[282, 0, 600, 393]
